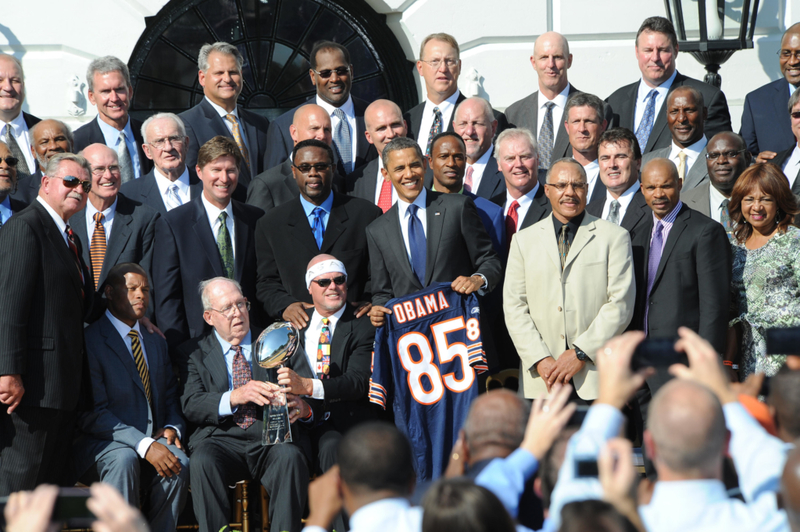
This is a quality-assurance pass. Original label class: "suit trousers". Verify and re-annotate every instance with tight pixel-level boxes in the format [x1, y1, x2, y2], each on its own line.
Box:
[81, 438, 189, 532]
[190, 421, 309, 532]
[311, 424, 347, 532]
[0, 406, 77, 495]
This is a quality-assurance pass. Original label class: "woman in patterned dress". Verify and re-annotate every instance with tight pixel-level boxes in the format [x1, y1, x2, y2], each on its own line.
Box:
[728, 163, 800, 379]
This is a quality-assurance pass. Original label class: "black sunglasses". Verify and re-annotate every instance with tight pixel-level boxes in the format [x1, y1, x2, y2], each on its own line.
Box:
[792, 112, 800, 120]
[312, 67, 350, 79]
[0, 156, 18, 168]
[54, 175, 92, 193]
[312, 275, 346, 288]
[293, 163, 333, 174]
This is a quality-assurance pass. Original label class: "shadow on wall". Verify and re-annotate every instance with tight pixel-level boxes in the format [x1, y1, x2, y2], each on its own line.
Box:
[753, 0, 782, 80]
[0, 23, 29, 113]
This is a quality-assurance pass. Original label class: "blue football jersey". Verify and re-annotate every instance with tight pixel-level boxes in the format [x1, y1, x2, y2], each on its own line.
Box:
[369, 282, 487, 481]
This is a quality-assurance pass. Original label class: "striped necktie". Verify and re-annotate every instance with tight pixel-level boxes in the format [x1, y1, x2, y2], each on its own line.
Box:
[226, 113, 250, 172]
[127, 330, 153, 409]
[90, 212, 107, 290]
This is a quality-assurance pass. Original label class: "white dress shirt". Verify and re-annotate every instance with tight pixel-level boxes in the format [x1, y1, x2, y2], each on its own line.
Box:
[153, 166, 192, 208]
[37, 196, 69, 246]
[467, 145, 494, 193]
[600, 181, 639, 221]
[782, 145, 800, 188]
[201, 195, 236, 260]
[584, 160, 600, 200]
[96, 116, 143, 180]
[372, 157, 397, 206]
[634, 69, 678, 132]
[204, 96, 248, 147]
[504, 183, 540, 232]
[302, 497, 422, 532]
[317, 95, 358, 156]
[86, 198, 117, 245]
[415, 90, 461, 150]
[708, 184, 729, 224]
[536, 84, 570, 140]
[668, 135, 708, 176]
[302, 305, 347, 399]
[397, 188, 428, 265]
[2, 113, 35, 173]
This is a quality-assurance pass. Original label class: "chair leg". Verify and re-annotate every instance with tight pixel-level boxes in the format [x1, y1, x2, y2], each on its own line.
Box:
[260, 486, 270, 532]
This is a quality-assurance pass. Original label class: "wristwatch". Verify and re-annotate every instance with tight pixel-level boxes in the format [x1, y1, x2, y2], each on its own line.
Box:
[574, 346, 589, 362]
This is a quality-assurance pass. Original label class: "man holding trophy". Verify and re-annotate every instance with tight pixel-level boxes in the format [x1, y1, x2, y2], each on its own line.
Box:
[179, 277, 319, 532]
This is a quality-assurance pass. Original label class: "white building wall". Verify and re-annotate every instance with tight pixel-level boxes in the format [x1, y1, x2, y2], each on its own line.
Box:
[1, 0, 798, 133]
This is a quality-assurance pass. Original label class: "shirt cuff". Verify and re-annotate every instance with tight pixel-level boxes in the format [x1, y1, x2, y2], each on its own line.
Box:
[219, 391, 235, 417]
[302, 527, 327, 532]
[474, 273, 489, 295]
[311, 379, 325, 400]
[136, 437, 156, 459]
[164, 425, 181, 441]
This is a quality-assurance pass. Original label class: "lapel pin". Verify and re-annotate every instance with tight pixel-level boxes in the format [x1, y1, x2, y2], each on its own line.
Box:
[435, 212, 441, 216]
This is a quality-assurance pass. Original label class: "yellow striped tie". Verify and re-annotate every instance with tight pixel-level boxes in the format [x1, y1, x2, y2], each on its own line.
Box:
[128, 330, 153, 407]
[225, 113, 250, 172]
[90, 212, 107, 290]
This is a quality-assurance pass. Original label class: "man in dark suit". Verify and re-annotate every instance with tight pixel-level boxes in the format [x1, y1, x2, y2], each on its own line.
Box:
[179, 42, 270, 201]
[14, 119, 73, 204]
[682, 132, 751, 226]
[0, 54, 40, 183]
[348, 99, 407, 210]
[606, 17, 731, 155]
[564, 93, 608, 205]
[741, 23, 800, 156]
[246, 104, 335, 214]
[69, 144, 159, 296]
[255, 139, 381, 328]
[153, 136, 265, 349]
[453, 97, 506, 200]
[0, 141, 27, 223]
[366, 136, 502, 327]
[121, 113, 202, 216]
[264, 41, 375, 176]
[73, 56, 151, 181]
[74, 263, 188, 531]
[0, 153, 93, 494]
[180, 277, 318, 532]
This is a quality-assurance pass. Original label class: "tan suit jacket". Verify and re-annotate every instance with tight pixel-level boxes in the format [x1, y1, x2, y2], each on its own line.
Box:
[503, 213, 635, 399]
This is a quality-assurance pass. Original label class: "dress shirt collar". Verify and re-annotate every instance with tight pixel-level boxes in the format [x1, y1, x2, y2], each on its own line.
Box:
[397, 187, 427, 219]
[36, 196, 69, 238]
[638, 68, 678, 97]
[201, 193, 234, 227]
[3, 111, 25, 134]
[470, 145, 494, 171]
[204, 96, 239, 119]
[215, 330, 253, 359]
[669, 135, 707, 160]
[653, 200, 683, 226]
[540, 83, 571, 110]
[315, 95, 355, 119]
[153, 165, 191, 195]
[86, 196, 118, 225]
[424, 90, 460, 116]
[349, 498, 413, 531]
[607, 180, 639, 206]
[308, 304, 346, 337]
[505, 182, 539, 211]
[96, 114, 134, 146]
[584, 159, 599, 174]
[105, 308, 142, 342]
[431, 183, 464, 194]
[299, 191, 334, 218]
[0, 196, 12, 224]
[708, 183, 728, 215]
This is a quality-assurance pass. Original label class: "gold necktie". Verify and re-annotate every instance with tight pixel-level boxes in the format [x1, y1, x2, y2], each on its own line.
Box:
[225, 113, 250, 172]
[558, 225, 570, 270]
[128, 330, 153, 408]
[677, 151, 687, 182]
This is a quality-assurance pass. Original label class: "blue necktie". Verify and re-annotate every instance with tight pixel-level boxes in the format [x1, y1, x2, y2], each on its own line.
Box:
[312, 207, 324, 249]
[407, 204, 426, 285]
[644, 221, 664, 333]
[635, 89, 658, 151]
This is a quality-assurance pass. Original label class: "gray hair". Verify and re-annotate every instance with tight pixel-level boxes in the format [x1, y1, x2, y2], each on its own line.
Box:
[564, 92, 605, 124]
[382, 136, 424, 168]
[29, 120, 74, 152]
[44, 152, 91, 180]
[199, 277, 243, 310]
[198, 42, 243, 72]
[494, 128, 538, 160]
[454, 96, 495, 124]
[141, 113, 187, 145]
[546, 157, 587, 183]
[790, 87, 800, 113]
[86, 56, 132, 92]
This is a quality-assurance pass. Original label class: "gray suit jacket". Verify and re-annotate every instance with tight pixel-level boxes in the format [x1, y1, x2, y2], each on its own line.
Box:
[681, 182, 712, 217]
[245, 159, 297, 214]
[503, 86, 579, 163]
[74, 313, 185, 476]
[642, 146, 709, 190]
[348, 158, 381, 204]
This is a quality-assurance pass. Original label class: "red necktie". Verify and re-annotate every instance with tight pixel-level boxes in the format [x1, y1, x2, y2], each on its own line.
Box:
[505, 200, 519, 250]
[377, 178, 393, 213]
[464, 166, 474, 193]
[232, 346, 256, 429]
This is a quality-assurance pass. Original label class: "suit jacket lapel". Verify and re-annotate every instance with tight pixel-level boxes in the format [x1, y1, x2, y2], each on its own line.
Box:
[191, 198, 225, 276]
[287, 198, 321, 254]
[101, 316, 148, 399]
[775, 81, 791, 131]
[201, 99, 233, 138]
[540, 216, 562, 271]
[140, 329, 163, 417]
[383, 206, 421, 289]
[551, 85, 577, 157]
[200, 333, 231, 393]
[653, 206, 689, 285]
[563, 217, 595, 270]
[70, 208, 90, 266]
[521, 186, 550, 229]
[621, 191, 647, 234]
[321, 195, 347, 251]
[231, 202, 250, 281]
[425, 194, 445, 286]
[330, 309, 353, 372]
[793, 170, 800, 196]
[102, 200, 133, 282]
[683, 147, 708, 189]
[530, 93, 540, 136]
[240, 112, 259, 176]
[37, 203, 83, 298]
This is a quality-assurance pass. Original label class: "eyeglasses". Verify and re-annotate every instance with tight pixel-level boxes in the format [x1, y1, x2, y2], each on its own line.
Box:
[705, 149, 747, 160]
[208, 300, 250, 318]
[420, 58, 459, 70]
[91, 165, 121, 176]
[149, 136, 186, 150]
[312, 275, 347, 288]
[546, 181, 588, 191]
[312, 67, 350, 79]
[779, 50, 800, 61]
[293, 163, 332, 174]
[0, 156, 18, 168]
[52, 175, 91, 193]
[791, 112, 800, 120]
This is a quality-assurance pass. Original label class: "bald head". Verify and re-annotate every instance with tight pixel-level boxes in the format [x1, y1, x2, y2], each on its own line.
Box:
[462, 389, 528, 464]
[290, 104, 333, 146]
[646, 380, 727, 478]
[531, 32, 572, 97]
[782, 446, 800, 531]
[82, 143, 119, 165]
[364, 99, 407, 156]
[307, 253, 338, 270]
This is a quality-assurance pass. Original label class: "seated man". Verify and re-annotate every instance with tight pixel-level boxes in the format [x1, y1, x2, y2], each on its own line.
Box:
[74, 262, 189, 532]
[180, 277, 319, 532]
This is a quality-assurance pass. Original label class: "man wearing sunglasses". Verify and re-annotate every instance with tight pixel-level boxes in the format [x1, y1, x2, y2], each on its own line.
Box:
[255, 138, 381, 329]
[0, 152, 94, 495]
[0, 141, 27, 223]
[264, 41, 375, 177]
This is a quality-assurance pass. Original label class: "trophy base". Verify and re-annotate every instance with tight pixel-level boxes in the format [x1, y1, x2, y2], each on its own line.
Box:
[262, 398, 293, 446]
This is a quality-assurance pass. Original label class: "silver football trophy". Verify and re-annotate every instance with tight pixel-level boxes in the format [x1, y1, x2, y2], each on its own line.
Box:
[254, 322, 299, 445]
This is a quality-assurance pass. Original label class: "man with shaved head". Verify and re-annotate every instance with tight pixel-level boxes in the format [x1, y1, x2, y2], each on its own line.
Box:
[348, 99, 407, 210]
[453, 97, 505, 199]
[12, 119, 72, 203]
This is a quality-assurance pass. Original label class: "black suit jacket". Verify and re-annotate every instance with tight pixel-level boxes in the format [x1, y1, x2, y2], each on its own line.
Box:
[0, 201, 93, 410]
[347, 158, 381, 203]
[490, 184, 552, 231]
[740, 78, 795, 155]
[246, 159, 297, 214]
[7, 197, 28, 215]
[474, 155, 506, 200]
[404, 91, 509, 144]
[179, 99, 270, 201]
[255, 192, 381, 320]
[263, 96, 377, 176]
[606, 72, 732, 154]
[119, 167, 202, 216]
[366, 192, 502, 306]
[152, 196, 265, 347]
[73, 117, 153, 176]
[631, 204, 731, 391]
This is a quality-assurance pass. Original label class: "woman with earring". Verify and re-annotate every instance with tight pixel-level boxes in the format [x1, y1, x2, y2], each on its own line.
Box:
[728, 163, 800, 379]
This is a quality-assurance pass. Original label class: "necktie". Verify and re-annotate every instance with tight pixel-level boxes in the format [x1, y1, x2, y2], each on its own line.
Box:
[505, 200, 519, 250]
[332, 109, 353, 174]
[607, 200, 621, 225]
[117, 131, 134, 184]
[677, 151, 687, 182]
[407, 204, 426, 285]
[225, 113, 250, 173]
[645, 221, 664, 333]
[464, 166, 474, 193]
[165, 183, 182, 211]
[425, 107, 442, 157]
[558, 225, 570, 270]
[720, 198, 732, 233]
[232, 346, 256, 429]
[4, 124, 30, 176]
[127, 330, 153, 409]
[377, 178, 393, 213]
[64, 225, 85, 287]
[635, 90, 658, 152]
[90, 212, 107, 290]
[311, 207, 325, 248]
[539, 102, 556, 169]
[316, 317, 331, 379]
[216, 211, 234, 279]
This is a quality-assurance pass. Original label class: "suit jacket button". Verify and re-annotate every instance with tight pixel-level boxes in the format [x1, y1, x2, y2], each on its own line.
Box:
[557, 306, 562, 312]
[560, 334, 565, 339]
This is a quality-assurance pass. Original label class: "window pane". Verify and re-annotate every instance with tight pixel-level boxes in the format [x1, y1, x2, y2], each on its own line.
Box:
[276, 0, 319, 45]
[140, 39, 198, 89]
[162, 8, 215, 62]
[197, 0, 244, 42]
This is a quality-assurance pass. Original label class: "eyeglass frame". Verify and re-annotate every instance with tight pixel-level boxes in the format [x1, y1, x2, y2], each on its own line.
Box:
[420, 58, 459, 70]
[51, 174, 92, 193]
[312, 67, 351, 79]
[148, 135, 187, 150]
[207, 300, 251, 319]
[292, 163, 333, 174]
[545, 181, 588, 192]
[90, 164, 121, 176]
[705, 149, 747, 161]
[311, 275, 347, 288]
